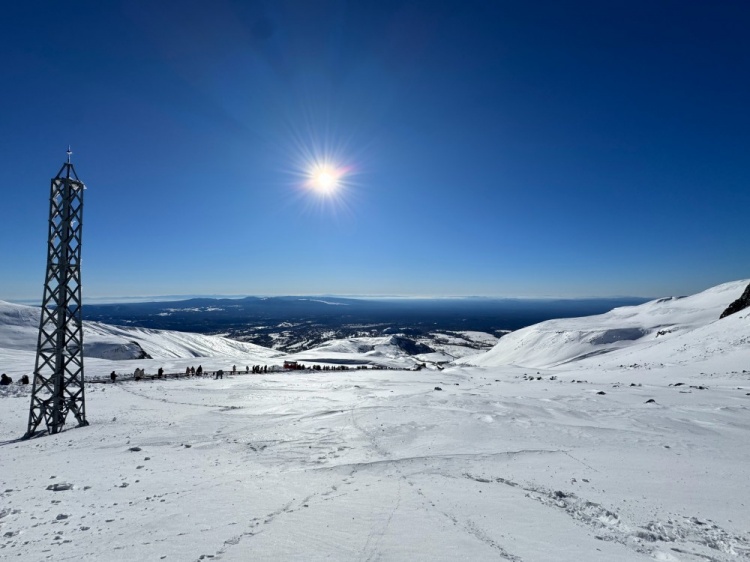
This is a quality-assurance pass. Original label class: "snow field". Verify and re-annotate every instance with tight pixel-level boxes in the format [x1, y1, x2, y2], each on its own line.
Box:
[1, 363, 748, 561]
[2, 280, 750, 560]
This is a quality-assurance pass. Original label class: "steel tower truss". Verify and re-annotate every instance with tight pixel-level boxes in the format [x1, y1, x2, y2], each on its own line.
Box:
[26, 153, 89, 437]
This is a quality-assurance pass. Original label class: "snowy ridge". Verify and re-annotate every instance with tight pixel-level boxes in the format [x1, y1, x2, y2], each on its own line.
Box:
[83, 321, 284, 361]
[0, 300, 285, 362]
[458, 280, 750, 369]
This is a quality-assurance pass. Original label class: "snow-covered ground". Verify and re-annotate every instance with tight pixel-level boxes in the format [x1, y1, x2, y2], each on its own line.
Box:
[1, 281, 749, 561]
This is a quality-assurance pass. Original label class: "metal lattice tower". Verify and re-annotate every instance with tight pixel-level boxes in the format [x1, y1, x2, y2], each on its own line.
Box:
[26, 148, 89, 437]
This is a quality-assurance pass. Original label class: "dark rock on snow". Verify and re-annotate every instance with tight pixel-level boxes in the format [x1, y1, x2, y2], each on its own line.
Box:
[46, 483, 74, 492]
[720, 282, 750, 318]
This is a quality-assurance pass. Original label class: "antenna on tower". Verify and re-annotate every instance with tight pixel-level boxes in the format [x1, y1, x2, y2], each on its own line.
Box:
[26, 150, 89, 438]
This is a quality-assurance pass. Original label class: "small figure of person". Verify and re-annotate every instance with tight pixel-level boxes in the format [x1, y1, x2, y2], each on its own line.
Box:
[0, 373, 12, 385]
[232, 365, 236, 375]
[20, 374, 30, 385]
[245, 366, 249, 374]
[158, 367, 164, 379]
[110, 371, 117, 383]
[215, 369, 224, 379]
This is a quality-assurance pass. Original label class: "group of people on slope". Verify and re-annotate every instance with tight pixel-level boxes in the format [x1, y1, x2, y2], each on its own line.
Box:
[130, 366, 203, 381]
[109, 363, 270, 383]
[1, 373, 29, 385]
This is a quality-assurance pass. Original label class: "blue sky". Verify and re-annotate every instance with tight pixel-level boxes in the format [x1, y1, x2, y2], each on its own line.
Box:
[1, 0, 749, 302]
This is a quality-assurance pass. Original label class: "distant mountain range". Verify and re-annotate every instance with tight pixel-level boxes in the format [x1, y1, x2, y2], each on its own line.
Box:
[78, 295, 650, 352]
[80, 295, 651, 332]
[1, 281, 747, 377]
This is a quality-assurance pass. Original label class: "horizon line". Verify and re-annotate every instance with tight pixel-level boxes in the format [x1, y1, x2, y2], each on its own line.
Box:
[3, 293, 655, 306]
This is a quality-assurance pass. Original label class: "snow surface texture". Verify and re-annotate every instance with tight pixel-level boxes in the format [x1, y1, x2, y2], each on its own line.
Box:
[1, 281, 749, 561]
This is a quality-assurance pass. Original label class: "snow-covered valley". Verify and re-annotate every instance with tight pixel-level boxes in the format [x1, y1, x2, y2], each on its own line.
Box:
[1, 281, 749, 561]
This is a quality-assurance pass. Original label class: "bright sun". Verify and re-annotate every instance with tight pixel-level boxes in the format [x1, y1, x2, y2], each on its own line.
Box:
[309, 165, 342, 193]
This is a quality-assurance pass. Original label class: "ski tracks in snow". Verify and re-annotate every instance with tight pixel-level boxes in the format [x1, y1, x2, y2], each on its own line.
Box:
[208, 481, 348, 561]
[463, 472, 750, 562]
[405, 478, 522, 561]
[348, 396, 524, 561]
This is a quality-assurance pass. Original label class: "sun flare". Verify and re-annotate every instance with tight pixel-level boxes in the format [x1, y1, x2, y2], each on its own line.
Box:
[287, 131, 359, 214]
[309, 165, 342, 193]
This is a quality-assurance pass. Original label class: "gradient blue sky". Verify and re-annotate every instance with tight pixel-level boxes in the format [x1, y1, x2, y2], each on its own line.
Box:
[2, 1, 749, 302]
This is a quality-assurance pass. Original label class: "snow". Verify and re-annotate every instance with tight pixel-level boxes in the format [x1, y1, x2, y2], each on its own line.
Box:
[453, 331, 501, 345]
[425, 331, 501, 360]
[287, 335, 422, 369]
[298, 299, 350, 306]
[458, 280, 750, 369]
[0, 300, 284, 373]
[1, 281, 750, 561]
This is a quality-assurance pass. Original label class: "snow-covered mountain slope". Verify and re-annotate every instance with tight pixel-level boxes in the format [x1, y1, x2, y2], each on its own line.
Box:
[0, 300, 284, 362]
[422, 331, 502, 360]
[587, 301, 750, 371]
[0, 300, 43, 351]
[84, 322, 285, 361]
[289, 331, 502, 369]
[458, 280, 750, 369]
[287, 335, 430, 369]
